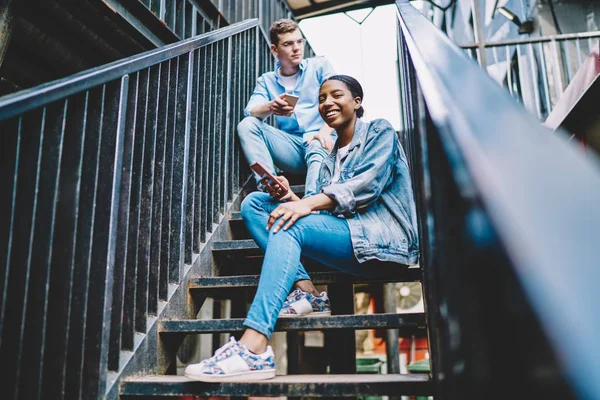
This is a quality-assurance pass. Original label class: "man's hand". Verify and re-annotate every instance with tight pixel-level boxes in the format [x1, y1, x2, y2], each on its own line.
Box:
[307, 125, 335, 152]
[270, 94, 295, 116]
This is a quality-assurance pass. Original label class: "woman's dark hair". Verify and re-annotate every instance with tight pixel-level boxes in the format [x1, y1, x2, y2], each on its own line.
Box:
[322, 75, 365, 118]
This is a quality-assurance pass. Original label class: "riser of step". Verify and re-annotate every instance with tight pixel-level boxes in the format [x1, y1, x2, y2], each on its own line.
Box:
[190, 270, 422, 291]
[159, 313, 426, 334]
[120, 374, 433, 397]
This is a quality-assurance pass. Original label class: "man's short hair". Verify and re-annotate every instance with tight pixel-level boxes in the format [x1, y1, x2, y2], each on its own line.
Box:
[269, 19, 299, 46]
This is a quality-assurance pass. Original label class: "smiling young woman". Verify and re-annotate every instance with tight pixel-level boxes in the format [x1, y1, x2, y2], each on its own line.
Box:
[184, 75, 419, 383]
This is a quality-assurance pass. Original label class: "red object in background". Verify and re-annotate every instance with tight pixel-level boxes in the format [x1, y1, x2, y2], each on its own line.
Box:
[368, 297, 429, 365]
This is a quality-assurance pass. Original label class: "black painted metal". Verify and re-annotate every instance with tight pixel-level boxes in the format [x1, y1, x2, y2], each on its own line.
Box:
[0, 19, 275, 400]
[120, 374, 434, 397]
[190, 269, 422, 290]
[159, 313, 426, 334]
[396, 1, 600, 399]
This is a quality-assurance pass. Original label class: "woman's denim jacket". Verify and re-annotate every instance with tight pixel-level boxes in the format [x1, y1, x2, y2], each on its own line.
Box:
[316, 118, 420, 265]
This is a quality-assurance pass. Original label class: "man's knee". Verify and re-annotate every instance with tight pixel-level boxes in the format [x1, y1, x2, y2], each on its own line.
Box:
[237, 116, 263, 139]
[305, 140, 329, 163]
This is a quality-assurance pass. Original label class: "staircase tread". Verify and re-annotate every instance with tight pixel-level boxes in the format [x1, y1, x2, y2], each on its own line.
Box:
[190, 269, 421, 288]
[124, 373, 431, 383]
[120, 374, 433, 397]
[213, 239, 257, 250]
[159, 312, 427, 333]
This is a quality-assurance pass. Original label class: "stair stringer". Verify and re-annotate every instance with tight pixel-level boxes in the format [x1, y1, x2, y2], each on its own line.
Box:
[104, 184, 248, 400]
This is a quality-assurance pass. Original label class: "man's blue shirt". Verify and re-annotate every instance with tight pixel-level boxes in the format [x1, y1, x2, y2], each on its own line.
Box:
[243, 57, 335, 135]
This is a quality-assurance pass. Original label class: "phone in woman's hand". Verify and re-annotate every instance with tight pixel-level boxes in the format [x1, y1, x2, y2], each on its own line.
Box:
[250, 162, 289, 198]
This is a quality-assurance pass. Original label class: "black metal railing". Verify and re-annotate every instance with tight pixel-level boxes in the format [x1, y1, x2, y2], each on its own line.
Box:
[395, 1, 600, 399]
[135, 0, 315, 57]
[0, 19, 273, 400]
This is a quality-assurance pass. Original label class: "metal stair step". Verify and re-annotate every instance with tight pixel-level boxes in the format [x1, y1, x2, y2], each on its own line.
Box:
[120, 373, 433, 397]
[190, 269, 422, 291]
[213, 239, 260, 256]
[159, 313, 426, 334]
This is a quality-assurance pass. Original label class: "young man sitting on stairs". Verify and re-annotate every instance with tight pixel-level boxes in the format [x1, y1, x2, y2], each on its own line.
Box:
[237, 18, 336, 199]
[185, 75, 419, 382]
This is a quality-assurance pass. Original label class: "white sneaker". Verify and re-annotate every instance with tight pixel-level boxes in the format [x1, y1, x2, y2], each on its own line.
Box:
[279, 288, 331, 318]
[184, 337, 276, 382]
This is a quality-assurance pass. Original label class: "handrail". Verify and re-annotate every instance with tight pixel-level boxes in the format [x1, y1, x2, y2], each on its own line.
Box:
[396, 0, 600, 398]
[0, 18, 273, 399]
[460, 30, 600, 49]
[0, 19, 256, 120]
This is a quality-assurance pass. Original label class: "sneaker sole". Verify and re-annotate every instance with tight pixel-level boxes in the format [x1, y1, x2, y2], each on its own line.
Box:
[278, 310, 331, 319]
[185, 369, 276, 382]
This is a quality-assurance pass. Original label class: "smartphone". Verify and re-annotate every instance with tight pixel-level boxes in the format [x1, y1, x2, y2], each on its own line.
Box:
[249, 162, 289, 197]
[283, 93, 299, 107]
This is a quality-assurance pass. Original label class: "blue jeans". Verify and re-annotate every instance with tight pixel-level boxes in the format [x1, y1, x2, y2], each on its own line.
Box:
[237, 116, 332, 197]
[240, 192, 403, 338]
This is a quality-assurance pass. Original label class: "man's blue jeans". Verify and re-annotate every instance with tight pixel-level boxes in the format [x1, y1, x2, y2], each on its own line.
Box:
[240, 192, 402, 339]
[237, 116, 331, 197]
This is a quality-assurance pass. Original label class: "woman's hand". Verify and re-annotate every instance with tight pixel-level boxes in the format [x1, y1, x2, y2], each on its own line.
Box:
[267, 200, 313, 233]
[263, 176, 300, 202]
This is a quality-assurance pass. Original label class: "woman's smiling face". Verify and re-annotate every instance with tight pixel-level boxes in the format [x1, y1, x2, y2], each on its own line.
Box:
[318, 80, 361, 130]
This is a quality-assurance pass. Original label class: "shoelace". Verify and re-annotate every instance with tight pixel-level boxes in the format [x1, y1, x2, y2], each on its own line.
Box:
[285, 288, 304, 303]
[205, 337, 238, 363]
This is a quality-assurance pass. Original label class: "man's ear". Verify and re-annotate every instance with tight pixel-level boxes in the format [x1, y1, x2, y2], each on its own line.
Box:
[270, 44, 278, 56]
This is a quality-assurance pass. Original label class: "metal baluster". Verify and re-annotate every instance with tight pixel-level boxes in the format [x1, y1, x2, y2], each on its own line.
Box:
[168, 52, 193, 284]
[551, 39, 565, 98]
[154, 61, 169, 302]
[192, 47, 204, 251]
[575, 38, 583, 69]
[185, 49, 199, 261]
[224, 36, 233, 203]
[527, 43, 542, 119]
[505, 45, 514, 97]
[491, 46, 501, 87]
[562, 40, 573, 84]
[82, 77, 128, 399]
[199, 46, 209, 244]
[108, 76, 136, 371]
[538, 42, 553, 115]
[19, 100, 67, 400]
[145, 65, 161, 314]
[64, 85, 105, 400]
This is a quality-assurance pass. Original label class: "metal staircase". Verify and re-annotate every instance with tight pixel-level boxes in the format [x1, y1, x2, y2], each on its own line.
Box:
[117, 189, 432, 397]
[2, 1, 600, 399]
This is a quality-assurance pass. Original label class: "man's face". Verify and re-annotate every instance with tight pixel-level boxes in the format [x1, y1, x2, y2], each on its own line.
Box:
[271, 29, 305, 68]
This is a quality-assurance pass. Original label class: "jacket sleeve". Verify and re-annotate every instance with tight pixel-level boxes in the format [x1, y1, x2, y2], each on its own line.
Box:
[322, 120, 398, 216]
[243, 75, 271, 117]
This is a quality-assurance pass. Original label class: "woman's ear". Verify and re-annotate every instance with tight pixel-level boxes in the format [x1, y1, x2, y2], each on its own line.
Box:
[354, 97, 362, 110]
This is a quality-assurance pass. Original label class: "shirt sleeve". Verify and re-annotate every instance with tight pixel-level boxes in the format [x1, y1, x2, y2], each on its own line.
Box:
[319, 57, 336, 82]
[322, 121, 398, 216]
[244, 75, 271, 117]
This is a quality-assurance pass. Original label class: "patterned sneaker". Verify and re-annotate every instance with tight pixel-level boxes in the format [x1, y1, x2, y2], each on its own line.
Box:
[184, 337, 276, 382]
[279, 288, 331, 318]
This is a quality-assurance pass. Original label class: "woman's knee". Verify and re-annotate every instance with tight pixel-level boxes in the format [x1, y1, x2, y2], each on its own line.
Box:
[237, 116, 262, 139]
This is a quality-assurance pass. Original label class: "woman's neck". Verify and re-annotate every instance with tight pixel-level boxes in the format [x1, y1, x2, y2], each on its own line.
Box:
[336, 118, 357, 148]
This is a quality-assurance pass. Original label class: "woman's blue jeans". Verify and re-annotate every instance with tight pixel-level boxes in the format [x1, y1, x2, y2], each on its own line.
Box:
[240, 192, 401, 339]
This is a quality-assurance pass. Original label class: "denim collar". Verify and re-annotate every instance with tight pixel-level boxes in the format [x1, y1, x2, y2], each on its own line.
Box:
[323, 118, 368, 175]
